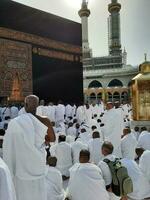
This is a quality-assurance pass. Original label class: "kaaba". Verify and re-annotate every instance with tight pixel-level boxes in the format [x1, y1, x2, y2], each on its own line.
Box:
[0, 0, 83, 104]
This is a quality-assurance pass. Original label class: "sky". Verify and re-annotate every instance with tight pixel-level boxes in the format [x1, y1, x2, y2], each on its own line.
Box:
[13, 0, 150, 66]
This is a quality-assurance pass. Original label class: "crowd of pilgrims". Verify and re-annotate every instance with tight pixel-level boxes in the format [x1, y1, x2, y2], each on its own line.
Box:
[0, 95, 150, 200]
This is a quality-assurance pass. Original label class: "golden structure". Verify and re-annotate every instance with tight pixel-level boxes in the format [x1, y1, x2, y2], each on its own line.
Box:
[131, 58, 150, 121]
[9, 73, 24, 102]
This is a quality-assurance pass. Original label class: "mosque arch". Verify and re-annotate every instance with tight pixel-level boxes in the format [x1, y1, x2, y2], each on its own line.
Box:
[88, 80, 103, 88]
[108, 79, 123, 87]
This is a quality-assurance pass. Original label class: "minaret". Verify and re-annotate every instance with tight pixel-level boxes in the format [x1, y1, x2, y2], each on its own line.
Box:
[122, 47, 127, 66]
[108, 0, 122, 56]
[78, 0, 91, 59]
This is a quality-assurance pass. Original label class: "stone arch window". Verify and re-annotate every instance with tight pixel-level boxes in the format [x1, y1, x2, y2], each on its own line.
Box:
[108, 79, 123, 87]
[88, 80, 103, 88]
[113, 92, 120, 101]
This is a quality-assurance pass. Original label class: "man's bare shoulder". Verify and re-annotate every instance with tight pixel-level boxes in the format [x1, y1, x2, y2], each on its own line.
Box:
[35, 115, 51, 127]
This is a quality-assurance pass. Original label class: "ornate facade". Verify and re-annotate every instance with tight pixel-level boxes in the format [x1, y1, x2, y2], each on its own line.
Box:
[79, 0, 138, 103]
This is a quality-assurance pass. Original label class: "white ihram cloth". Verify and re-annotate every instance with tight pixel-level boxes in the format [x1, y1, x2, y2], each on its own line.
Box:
[91, 105, 99, 116]
[101, 108, 122, 157]
[98, 103, 104, 114]
[18, 107, 26, 116]
[84, 106, 93, 125]
[46, 166, 65, 200]
[3, 113, 48, 200]
[10, 106, 19, 119]
[139, 150, 150, 183]
[65, 104, 73, 118]
[137, 131, 150, 150]
[115, 108, 124, 134]
[76, 106, 86, 124]
[50, 142, 72, 176]
[48, 105, 56, 122]
[36, 105, 47, 116]
[66, 127, 77, 138]
[71, 105, 76, 117]
[55, 104, 65, 124]
[122, 104, 130, 117]
[0, 157, 16, 200]
[121, 158, 150, 200]
[67, 163, 110, 200]
[71, 140, 88, 164]
[121, 134, 137, 160]
[1, 107, 11, 120]
[79, 131, 91, 144]
[98, 154, 117, 186]
[88, 138, 103, 165]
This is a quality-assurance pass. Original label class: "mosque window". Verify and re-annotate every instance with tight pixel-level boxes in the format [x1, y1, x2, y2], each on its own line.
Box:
[108, 79, 123, 87]
[88, 80, 103, 88]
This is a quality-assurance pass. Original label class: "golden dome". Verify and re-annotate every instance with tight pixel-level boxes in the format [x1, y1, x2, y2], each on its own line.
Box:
[139, 61, 150, 73]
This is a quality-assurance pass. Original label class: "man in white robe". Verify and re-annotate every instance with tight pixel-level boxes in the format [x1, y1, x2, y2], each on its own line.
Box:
[76, 103, 86, 125]
[139, 150, 150, 184]
[50, 135, 72, 178]
[121, 158, 150, 200]
[66, 149, 110, 200]
[0, 157, 16, 200]
[47, 102, 56, 122]
[138, 130, 150, 150]
[18, 107, 26, 115]
[55, 101, 65, 126]
[121, 102, 130, 118]
[78, 128, 91, 144]
[3, 95, 55, 200]
[101, 102, 122, 157]
[121, 127, 137, 160]
[84, 103, 93, 126]
[65, 104, 73, 118]
[98, 142, 117, 188]
[114, 101, 124, 133]
[36, 99, 47, 116]
[71, 139, 88, 164]
[66, 122, 77, 139]
[1, 105, 11, 121]
[88, 131, 103, 165]
[10, 105, 19, 119]
[46, 156, 65, 200]
[132, 126, 140, 141]
[91, 102, 99, 117]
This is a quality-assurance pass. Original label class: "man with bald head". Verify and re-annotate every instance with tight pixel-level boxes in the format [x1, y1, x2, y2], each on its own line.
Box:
[3, 95, 55, 200]
[121, 127, 137, 160]
[67, 149, 110, 200]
